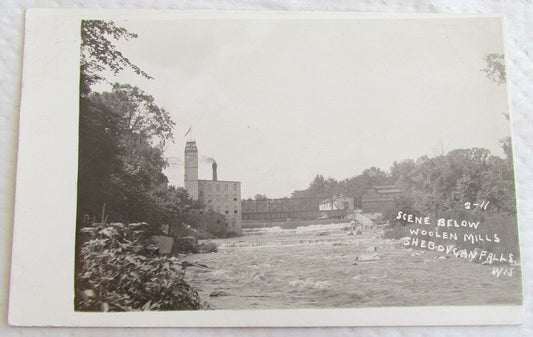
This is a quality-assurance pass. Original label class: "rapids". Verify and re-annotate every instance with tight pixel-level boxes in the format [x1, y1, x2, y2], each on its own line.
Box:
[183, 222, 522, 309]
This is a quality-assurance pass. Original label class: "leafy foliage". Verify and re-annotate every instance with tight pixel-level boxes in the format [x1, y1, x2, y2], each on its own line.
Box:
[253, 193, 268, 200]
[80, 20, 153, 95]
[382, 149, 518, 258]
[76, 222, 204, 311]
[77, 86, 183, 224]
[390, 148, 516, 220]
[295, 146, 515, 220]
[76, 20, 207, 312]
[77, 97, 123, 219]
[150, 186, 204, 235]
[291, 167, 393, 208]
[91, 83, 174, 146]
[77, 22, 185, 225]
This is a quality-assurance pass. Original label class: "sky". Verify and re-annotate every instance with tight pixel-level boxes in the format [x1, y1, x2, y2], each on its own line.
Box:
[93, 16, 509, 199]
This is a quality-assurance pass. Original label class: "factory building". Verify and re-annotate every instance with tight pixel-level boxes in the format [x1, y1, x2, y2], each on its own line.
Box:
[184, 140, 242, 236]
[319, 194, 354, 219]
[361, 185, 402, 213]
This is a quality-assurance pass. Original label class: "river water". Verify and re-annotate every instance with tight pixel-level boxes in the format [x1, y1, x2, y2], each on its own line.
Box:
[184, 222, 522, 309]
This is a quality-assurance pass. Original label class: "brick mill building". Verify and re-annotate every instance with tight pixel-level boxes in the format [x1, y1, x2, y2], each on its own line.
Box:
[184, 140, 242, 236]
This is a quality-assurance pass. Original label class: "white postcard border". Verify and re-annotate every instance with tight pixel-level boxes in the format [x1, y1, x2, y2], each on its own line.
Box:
[8, 9, 523, 327]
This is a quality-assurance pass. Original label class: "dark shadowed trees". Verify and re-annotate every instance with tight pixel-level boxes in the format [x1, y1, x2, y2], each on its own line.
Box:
[91, 83, 174, 145]
[78, 85, 177, 223]
[77, 20, 197, 225]
[76, 20, 204, 312]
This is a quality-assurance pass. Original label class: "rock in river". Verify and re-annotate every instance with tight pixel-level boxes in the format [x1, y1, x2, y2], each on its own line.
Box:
[209, 290, 229, 297]
[355, 254, 380, 262]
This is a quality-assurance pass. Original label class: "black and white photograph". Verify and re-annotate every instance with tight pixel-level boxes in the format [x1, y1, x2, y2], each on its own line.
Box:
[7, 9, 527, 328]
[73, 14, 522, 312]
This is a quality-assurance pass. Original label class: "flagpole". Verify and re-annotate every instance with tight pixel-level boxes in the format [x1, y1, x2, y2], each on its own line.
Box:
[185, 125, 193, 141]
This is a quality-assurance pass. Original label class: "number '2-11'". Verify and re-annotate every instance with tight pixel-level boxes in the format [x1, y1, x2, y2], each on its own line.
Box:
[464, 201, 490, 210]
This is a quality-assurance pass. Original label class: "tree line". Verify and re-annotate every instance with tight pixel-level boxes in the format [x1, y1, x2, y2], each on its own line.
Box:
[291, 146, 516, 222]
[77, 20, 200, 230]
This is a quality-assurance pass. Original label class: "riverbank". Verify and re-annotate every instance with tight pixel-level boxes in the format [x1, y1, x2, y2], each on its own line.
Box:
[76, 222, 205, 311]
[184, 222, 522, 309]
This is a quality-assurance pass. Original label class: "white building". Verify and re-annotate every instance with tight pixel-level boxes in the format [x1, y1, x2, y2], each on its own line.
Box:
[319, 194, 354, 211]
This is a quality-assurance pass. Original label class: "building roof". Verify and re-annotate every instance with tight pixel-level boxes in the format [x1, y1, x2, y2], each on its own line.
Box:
[185, 141, 198, 152]
[376, 189, 402, 194]
[373, 185, 402, 194]
[320, 194, 351, 204]
[362, 198, 397, 202]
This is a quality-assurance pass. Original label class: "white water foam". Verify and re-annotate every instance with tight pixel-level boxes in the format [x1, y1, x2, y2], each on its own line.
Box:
[289, 278, 331, 290]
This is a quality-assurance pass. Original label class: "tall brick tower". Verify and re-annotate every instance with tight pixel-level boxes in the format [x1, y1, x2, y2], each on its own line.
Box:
[184, 141, 199, 200]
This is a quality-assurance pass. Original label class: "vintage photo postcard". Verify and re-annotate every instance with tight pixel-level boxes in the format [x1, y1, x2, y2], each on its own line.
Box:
[9, 9, 523, 326]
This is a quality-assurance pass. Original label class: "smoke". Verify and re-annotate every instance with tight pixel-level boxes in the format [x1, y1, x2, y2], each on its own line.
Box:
[200, 155, 216, 164]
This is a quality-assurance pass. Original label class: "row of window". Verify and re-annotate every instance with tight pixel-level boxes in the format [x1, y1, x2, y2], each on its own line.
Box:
[206, 195, 239, 202]
[206, 183, 239, 192]
[207, 206, 239, 215]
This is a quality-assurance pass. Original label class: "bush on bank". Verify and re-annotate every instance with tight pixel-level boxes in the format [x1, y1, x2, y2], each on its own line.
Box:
[75, 222, 204, 311]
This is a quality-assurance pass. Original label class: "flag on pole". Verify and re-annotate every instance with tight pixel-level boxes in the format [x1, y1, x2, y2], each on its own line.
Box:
[184, 126, 192, 137]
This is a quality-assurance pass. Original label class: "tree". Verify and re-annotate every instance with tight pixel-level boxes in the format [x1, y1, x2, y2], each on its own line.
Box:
[396, 148, 515, 218]
[75, 19, 206, 314]
[383, 193, 418, 225]
[91, 83, 174, 146]
[77, 97, 124, 219]
[307, 174, 327, 196]
[290, 168, 394, 208]
[78, 85, 175, 223]
[254, 194, 268, 201]
[361, 167, 391, 185]
[80, 20, 152, 95]
[77, 21, 176, 224]
[151, 186, 203, 235]
[291, 174, 344, 199]
[89, 84, 174, 193]
[389, 159, 416, 188]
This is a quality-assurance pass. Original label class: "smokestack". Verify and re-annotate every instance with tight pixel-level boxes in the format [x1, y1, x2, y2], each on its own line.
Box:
[212, 161, 217, 181]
